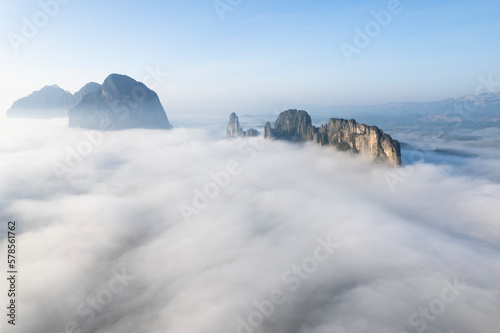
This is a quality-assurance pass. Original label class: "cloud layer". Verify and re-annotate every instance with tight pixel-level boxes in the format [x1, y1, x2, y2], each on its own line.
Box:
[0, 118, 499, 333]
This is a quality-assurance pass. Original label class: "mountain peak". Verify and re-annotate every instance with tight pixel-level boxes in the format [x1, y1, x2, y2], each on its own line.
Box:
[265, 110, 401, 167]
[6, 85, 74, 118]
[69, 74, 172, 130]
[226, 113, 259, 138]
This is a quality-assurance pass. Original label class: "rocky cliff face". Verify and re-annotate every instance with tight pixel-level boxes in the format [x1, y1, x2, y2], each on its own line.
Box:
[69, 74, 172, 130]
[227, 113, 259, 138]
[265, 110, 401, 166]
[268, 109, 315, 141]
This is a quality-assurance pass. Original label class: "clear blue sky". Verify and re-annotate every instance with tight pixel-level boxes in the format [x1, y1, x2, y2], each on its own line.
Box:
[1, 0, 499, 115]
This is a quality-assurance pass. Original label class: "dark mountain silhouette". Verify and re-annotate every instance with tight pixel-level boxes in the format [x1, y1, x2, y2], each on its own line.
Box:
[68, 74, 172, 130]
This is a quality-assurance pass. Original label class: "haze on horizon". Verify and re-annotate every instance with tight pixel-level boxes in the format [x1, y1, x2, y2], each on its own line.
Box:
[1, 0, 500, 116]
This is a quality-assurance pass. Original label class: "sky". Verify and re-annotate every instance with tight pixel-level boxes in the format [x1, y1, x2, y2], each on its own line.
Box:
[1, 0, 500, 116]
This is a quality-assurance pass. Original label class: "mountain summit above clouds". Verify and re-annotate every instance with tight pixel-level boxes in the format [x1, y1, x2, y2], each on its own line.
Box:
[72, 82, 102, 106]
[6, 83, 102, 119]
[5, 75, 173, 131]
[68, 74, 173, 130]
[226, 113, 259, 138]
[264, 110, 402, 167]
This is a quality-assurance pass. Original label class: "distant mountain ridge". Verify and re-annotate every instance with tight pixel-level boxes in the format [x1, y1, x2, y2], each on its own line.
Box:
[290, 92, 499, 135]
[313, 92, 499, 125]
[314, 92, 500, 117]
[6, 82, 101, 118]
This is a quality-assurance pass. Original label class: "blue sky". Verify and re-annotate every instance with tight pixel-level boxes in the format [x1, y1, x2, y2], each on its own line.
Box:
[1, 0, 499, 115]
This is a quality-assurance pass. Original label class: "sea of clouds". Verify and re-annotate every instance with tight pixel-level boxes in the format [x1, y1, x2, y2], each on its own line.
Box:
[0, 118, 499, 333]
